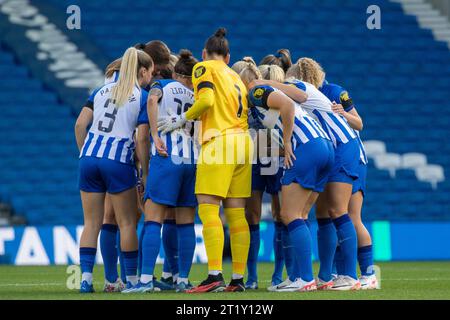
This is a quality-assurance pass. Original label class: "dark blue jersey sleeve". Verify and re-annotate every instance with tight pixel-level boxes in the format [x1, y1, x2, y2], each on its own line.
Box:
[85, 87, 101, 109]
[249, 85, 275, 109]
[337, 89, 355, 112]
[137, 90, 149, 125]
[289, 80, 307, 92]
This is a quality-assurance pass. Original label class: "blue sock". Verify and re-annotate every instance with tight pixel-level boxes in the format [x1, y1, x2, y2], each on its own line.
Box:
[317, 218, 337, 282]
[246, 224, 260, 284]
[334, 245, 345, 275]
[100, 224, 119, 283]
[177, 223, 196, 279]
[80, 247, 96, 275]
[141, 221, 162, 279]
[358, 245, 374, 276]
[281, 225, 295, 280]
[162, 220, 179, 276]
[333, 214, 358, 280]
[288, 219, 313, 282]
[122, 250, 138, 281]
[137, 225, 145, 276]
[117, 231, 126, 283]
[272, 222, 284, 284]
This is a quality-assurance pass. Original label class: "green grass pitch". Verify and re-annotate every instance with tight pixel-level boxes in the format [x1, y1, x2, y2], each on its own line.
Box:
[1, 262, 449, 300]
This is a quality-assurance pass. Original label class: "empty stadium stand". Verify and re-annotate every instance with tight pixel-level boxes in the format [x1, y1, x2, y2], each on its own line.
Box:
[0, 0, 449, 223]
[0, 45, 82, 225]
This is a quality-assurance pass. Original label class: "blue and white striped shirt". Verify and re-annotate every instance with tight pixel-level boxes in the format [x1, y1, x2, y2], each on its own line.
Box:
[80, 82, 148, 165]
[286, 79, 357, 148]
[149, 79, 198, 161]
[320, 81, 367, 164]
[248, 85, 330, 150]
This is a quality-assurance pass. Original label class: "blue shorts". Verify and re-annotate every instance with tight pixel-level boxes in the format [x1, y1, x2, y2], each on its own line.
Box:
[145, 154, 197, 208]
[79, 156, 137, 194]
[352, 162, 367, 197]
[327, 138, 360, 185]
[282, 138, 334, 192]
[252, 159, 283, 195]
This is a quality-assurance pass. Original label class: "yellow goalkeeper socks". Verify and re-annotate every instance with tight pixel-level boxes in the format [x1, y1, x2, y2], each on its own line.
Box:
[198, 203, 224, 272]
[224, 207, 250, 276]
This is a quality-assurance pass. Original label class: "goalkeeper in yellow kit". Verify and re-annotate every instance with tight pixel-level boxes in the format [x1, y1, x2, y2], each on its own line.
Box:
[158, 27, 253, 292]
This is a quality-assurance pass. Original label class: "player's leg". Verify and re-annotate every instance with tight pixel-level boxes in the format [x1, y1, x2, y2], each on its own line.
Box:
[222, 133, 253, 292]
[245, 190, 263, 289]
[187, 135, 234, 293]
[321, 182, 359, 290]
[187, 193, 226, 293]
[100, 194, 124, 292]
[78, 157, 106, 293]
[161, 208, 178, 286]
[270, 193, 285, 287]
[79, 191, 105, 293]
[349, 190, 378, 289]
[108, 188, 139, 289]
[276, 183, 317, 292]
[173, 163, 198, 292]
[174, 207, 196, 292]
[222, 196, 250, 292]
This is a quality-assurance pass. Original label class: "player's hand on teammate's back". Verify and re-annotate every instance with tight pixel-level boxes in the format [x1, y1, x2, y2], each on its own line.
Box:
[283, 140, 296, 169]
[331, 101, 345, 115]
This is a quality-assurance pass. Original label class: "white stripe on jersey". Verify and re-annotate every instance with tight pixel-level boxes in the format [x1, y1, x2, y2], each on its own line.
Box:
[85, 135, 99, 157]
[320, 111, 350, 144]
[302, 119, 319, 139]
[288, 80, 357, 147]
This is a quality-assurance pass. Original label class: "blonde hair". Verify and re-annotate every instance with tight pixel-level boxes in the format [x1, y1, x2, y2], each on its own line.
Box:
[105, 58, 121, 79]
[239, 62, 262, 85]
[169, 54, 179, 68]
[258, 64, 285, 83]
[111, 47, 153, 107]
[286, 57, 326, 89]
[231, 57, 256, 75]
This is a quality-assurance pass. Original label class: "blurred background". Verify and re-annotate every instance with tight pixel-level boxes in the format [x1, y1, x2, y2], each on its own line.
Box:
[0, 0, 449, 265]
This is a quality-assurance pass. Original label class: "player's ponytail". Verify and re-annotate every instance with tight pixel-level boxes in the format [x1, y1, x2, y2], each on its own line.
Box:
[111, 47, 153, 107]
[259, 49, 292, 73]
[258, 64, 285, 83]
[205, 27, 229, 57]
[174, 49, 198, 77]
[286, 57, 325, 89]
[239, 62, 262, 86]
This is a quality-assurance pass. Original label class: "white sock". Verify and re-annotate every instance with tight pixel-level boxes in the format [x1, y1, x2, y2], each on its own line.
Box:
[82, 272, 93, 285]
[126, 275, 139, 286]
[173, 273, 179, 282]
[209, 270, 221, 276]
[177, 277, 189, 285]
[232, 273, 243, 280]
[161, 272, 172, 279]
[140, 274, 153, 284]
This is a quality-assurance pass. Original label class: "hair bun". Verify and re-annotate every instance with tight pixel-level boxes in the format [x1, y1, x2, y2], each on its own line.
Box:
[215, 27, 227, 38]
[134, 43, 146, 50]
[179, 49, 193, 60]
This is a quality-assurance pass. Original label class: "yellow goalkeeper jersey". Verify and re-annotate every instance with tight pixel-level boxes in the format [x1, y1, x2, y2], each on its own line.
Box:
[191, 60, 248, 144]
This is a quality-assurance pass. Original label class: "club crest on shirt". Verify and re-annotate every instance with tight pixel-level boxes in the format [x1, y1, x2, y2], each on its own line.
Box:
[194, 66, 206, 79]
[253, 88, 265, 99]
[340, 91, 350, 102]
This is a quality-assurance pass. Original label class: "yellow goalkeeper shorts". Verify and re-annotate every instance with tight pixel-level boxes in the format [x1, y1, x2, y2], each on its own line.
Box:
[195, 132, 253, 198]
